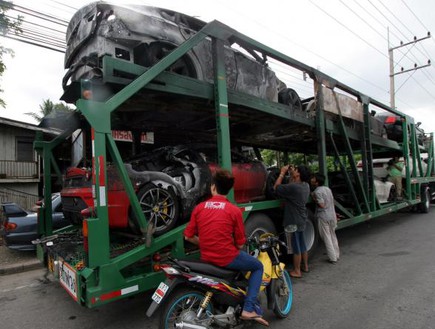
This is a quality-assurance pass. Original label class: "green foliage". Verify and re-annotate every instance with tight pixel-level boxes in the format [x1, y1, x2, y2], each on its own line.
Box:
[0, 0, 23, 108]
[25, 99, 74, 122]
[260, 148, 363, 174]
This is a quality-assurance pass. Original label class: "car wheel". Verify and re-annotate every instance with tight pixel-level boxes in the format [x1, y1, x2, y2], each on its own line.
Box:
[388, 184, 396, 202]
[136, 183, 180, 236]
[304, 210, 319, 256]
[278, 88, 302, 111]
[138, 42, 198, 78]
[418, 187, 430, 213]
[244, 213, 277, 240]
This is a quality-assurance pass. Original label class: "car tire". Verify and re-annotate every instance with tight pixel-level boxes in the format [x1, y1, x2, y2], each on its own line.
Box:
[134, 183, 180, 236]
[388, 184, 396, 202]
[304, 210, 319, 256]
[418, 187, 430, 213]
[278, 88, 302, 111]
[244, 212, 277, 240]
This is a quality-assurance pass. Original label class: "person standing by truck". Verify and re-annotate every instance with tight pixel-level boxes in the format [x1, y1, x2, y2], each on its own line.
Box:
[387, 156, 404, 200]
[311, 173, 340, 264]
[184, 169, 269, 326]
[274, 164, 311, 278]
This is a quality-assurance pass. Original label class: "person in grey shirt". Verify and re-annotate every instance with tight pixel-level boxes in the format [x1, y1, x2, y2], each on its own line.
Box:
[274, 164, 311, 278]
[311, 173, 340, 264]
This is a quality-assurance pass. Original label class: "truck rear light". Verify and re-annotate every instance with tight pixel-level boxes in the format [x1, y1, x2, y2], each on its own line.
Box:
[82, 219, 89, 254]
[152, 253, 162, 271]
[152, 253, 161, 262]
[153, 264, 162, 272]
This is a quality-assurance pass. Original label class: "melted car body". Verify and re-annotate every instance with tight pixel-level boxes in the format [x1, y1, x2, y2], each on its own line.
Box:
[62, 1, 285, 103]
[61, 145, 267, 235]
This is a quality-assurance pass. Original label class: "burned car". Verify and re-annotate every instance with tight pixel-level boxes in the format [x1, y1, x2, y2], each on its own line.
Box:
[61, 1, 303, 108]
[375, 113, 426, 145]
[61, 145, 268, 235]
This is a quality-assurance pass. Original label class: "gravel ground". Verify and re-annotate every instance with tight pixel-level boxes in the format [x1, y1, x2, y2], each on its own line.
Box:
[0, 237, 37, 267]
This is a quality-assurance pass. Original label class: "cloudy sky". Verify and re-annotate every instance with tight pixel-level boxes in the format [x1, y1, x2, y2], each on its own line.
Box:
[1, 0, 434, 131]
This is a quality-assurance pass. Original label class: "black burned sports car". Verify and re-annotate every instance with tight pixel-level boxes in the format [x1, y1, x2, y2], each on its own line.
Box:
[61, 145, 268, 236]
[62, 1, 303, 108]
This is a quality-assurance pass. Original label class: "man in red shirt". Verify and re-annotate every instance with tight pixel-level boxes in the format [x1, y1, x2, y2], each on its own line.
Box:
[184, 169, 268, 326]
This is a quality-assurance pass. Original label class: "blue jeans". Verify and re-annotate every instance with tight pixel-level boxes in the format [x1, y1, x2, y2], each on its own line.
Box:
[226, 250, 263, 312]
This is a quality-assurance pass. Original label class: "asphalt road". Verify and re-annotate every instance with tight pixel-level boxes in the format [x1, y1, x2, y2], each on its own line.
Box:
[1, 206, 434, 329]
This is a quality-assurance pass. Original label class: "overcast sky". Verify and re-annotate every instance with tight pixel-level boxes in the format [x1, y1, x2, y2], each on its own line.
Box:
[1, 0, 434, 131]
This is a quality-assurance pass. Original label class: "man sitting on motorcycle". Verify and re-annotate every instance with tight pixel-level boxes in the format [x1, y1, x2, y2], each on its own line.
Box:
[184, 169, 269, 327]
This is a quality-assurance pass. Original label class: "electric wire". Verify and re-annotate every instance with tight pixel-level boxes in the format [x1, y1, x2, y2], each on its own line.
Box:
[375, 0, 432, 69]
[400, 0, 432, 36]
[369, 0, 430, 63]
[308, 0, 388, 60]
[11, 3, 69, 27]
[5, 14, 65, 35]
[339, 0, 387, 42]
[2, 34, 65, 53]
[214, 0, 389, 96]
[2, 1, 434, 114]
[47, 0, 78, 13]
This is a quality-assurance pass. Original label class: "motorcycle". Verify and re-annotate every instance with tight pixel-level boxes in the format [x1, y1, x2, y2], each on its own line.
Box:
[146, 233, 292, 328]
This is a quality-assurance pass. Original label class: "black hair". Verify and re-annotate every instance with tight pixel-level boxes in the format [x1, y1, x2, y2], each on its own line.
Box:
[297, 165, 311, 183]
[211, 169, 235, 195]
[313, 172, 326, 186]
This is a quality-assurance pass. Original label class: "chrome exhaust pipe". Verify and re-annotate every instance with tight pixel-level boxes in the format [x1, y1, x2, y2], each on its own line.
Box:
[174, 322, 208, 329]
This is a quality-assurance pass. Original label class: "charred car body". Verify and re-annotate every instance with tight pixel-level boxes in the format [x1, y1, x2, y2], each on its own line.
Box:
[61, 1, 299, 106]
[61, 145, 267, 235]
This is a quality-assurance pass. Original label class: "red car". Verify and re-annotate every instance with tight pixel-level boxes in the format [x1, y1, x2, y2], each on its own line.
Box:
[61, 145, 267, 235]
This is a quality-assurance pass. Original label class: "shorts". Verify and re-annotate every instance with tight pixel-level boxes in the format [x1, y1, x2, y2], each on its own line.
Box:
[291, 231, 307, 254]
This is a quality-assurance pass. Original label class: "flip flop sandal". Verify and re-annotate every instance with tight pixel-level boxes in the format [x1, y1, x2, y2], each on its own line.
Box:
[289, 272, 302, 279]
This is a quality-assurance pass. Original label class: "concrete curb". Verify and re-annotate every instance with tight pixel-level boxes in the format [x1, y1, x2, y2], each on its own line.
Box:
[0, 259, 43, 275]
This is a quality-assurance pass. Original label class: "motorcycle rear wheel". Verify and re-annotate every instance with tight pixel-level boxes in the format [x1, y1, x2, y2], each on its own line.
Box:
[160, 288, 213, 329]
[272, 270, 293, 318]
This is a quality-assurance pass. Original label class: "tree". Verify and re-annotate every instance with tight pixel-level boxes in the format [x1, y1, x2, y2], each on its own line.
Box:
[0, 0, 23, 108]
[25, 98, 73, 123]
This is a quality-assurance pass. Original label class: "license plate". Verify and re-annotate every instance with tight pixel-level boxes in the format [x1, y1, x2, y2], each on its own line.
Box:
[58, 259, 78, 301]
[151, 282, 169, 304]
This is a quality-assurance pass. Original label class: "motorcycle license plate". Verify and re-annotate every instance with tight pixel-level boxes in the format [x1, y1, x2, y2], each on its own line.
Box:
[151, 282, 169, 304]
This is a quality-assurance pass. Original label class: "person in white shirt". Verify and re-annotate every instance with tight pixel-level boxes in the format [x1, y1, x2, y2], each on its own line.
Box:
[310, 173, 340, 264]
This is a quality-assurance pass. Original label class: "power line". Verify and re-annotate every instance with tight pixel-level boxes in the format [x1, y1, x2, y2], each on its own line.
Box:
[11, 3, 69, 26]
[2, 34, 65, 53]
[400, 0, 430, 32]
[308, 0, 388, 60]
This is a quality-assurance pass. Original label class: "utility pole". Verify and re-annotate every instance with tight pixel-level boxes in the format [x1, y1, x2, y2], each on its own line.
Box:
[388, 28, 431, 109]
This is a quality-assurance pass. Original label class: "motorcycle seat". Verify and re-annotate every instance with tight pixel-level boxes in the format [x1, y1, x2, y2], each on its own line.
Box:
[178, 259, 239, 281]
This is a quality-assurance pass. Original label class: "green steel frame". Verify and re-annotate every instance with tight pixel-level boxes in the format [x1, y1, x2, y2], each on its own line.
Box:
[35, 19, 435, 307]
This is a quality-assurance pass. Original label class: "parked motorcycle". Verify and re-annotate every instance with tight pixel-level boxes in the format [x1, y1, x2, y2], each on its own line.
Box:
[146, 233, 292, 328]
